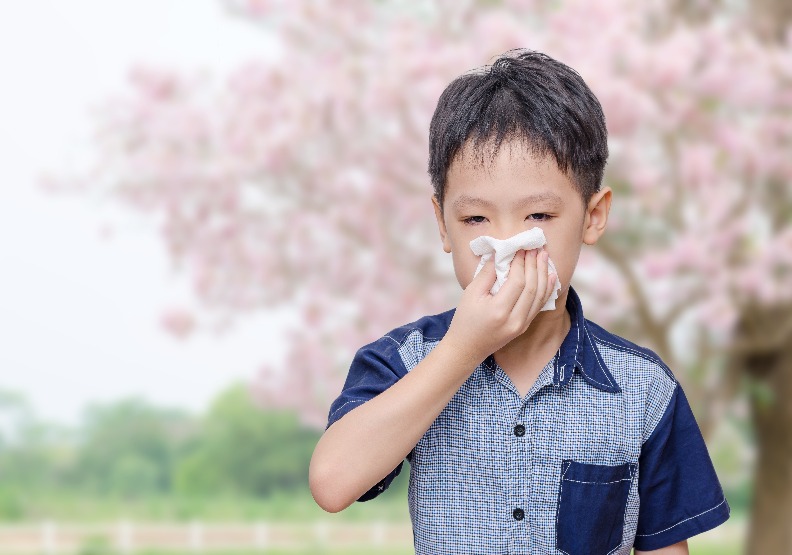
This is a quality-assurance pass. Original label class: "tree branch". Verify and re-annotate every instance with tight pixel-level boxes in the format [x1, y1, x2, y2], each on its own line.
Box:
[597, 238, 673, 364]
[728, 306, 792, 357]
[659, 284, 707, 330]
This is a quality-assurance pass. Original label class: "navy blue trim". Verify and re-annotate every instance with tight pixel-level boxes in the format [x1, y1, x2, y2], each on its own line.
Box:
[383, 307, 456, 346]
[556, 460, 637, 554]
[633, 386, 731, 549]
[357, 461, 404, 502]
[326, 307, 456, 431]
[585, 318, 676, 382]
[555, 286, 621, 393]
[325, 307, 456, 502]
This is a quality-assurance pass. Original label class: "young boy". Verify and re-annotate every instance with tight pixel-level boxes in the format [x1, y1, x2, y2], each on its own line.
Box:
[309, 50, 730, 554]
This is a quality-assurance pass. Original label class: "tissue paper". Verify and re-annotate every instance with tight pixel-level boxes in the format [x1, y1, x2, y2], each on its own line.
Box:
[469, 227, 561, 310]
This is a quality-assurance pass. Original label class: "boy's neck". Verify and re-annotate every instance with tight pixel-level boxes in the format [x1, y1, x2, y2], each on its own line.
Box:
[493, 288, 572, 382]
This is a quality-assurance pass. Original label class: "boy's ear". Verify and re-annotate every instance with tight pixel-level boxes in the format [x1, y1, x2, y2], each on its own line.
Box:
[432, 196, 452, 253]
[582, 186, 612, 246]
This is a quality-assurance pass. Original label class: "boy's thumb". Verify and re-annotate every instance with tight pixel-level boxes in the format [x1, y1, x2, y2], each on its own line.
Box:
[470, 257, 497, 294]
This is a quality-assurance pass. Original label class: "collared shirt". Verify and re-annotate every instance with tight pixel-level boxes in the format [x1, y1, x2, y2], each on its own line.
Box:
[327, 285, 730, 554]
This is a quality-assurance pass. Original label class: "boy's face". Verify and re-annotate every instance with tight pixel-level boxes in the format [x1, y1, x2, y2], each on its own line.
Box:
[433, 139, 611, 301]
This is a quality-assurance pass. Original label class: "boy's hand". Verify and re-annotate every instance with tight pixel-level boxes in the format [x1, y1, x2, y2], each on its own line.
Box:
[446, 248, 557, 364]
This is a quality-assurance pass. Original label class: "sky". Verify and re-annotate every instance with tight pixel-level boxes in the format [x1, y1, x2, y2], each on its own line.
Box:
[0, 0, 295, 426]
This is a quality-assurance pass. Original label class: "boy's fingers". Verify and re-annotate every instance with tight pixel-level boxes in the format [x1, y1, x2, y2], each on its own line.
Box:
[523, 249, 539, 302]
[468, 257, 497, 294]
[528, 249, 549, 316]
[546, 272, 558, 302]
[542, 256, 559, 307]
[496, 250, 528, 307]
[510, 249, 539, 318]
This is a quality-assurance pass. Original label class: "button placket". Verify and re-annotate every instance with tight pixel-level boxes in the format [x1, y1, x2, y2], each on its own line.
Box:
[522, 398, 535, 551]
[504, 394, 526, 546]
[510, 402, 531, 555]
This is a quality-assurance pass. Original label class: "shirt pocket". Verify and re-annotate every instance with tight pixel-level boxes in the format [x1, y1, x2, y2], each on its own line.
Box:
[556, 460, 637, 555]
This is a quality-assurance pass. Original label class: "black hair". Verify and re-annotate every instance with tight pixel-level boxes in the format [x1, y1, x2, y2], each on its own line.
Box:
[428, 49, 608, 211]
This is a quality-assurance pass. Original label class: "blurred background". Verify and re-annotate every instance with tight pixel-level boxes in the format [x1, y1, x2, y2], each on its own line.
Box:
[1, 1, 790, 554]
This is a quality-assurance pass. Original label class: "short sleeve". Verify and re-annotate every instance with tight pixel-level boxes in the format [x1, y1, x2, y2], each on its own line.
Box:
[633, 384, 731, 550]
[325, 335, 410, 502]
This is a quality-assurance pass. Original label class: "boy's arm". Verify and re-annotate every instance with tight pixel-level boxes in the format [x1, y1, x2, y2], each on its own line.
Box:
[310, 249, 557, 512]
[634, 540, 688, 554]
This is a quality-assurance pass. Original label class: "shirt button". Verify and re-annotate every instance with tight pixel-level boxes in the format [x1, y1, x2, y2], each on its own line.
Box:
[513, 424, 526, 437]
[512, 508, 525, 520]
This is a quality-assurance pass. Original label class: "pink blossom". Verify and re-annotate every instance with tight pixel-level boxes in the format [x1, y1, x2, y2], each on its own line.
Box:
[159, 307, 196, 339]
[55, 0, 792, 427]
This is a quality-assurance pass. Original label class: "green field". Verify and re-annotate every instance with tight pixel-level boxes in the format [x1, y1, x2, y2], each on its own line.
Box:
[7, 489, 746, 555]
[75, 544, 741, 555]
[4, 490, 410, 522]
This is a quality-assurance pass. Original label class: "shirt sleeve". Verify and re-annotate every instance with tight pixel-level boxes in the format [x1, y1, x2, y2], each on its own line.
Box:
[325, 334, 410, 502]
[633, 384, 731, 550]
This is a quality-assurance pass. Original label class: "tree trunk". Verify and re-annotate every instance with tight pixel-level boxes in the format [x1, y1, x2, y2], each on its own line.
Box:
[750, 0, 792, 43]
[742, 0, 792, 546]
[733, 304, 792, 555]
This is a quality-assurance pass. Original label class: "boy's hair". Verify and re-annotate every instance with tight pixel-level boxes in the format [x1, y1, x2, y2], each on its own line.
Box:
[428, 49, 608, 211]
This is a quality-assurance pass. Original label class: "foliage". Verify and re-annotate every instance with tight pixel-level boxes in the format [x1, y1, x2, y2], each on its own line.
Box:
[0, 389, 73, 496]
[173, 384, 320, 496]
[0, 387, 322, 518]
[44, 0, 792, 433]
[74, 399, 194, 497]
[38, 0, 792, 547]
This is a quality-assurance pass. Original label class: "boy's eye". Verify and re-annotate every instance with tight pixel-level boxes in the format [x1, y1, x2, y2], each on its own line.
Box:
[526, 213, 551, 221]
[462, 216, 487, 225]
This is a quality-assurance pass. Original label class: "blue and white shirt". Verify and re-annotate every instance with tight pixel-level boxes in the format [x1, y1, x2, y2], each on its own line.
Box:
[327, 285, 730, 554]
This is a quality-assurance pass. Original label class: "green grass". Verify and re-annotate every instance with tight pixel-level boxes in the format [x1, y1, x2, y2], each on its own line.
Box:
[102, 546, 741, 555]
[121, 551, 412, 555]
[69, 525, 744, 555]
[15, 487, 411, 522]
[688, 547, 742, 555]
[78, 546, 741, 555]
[17, 487, 747, 555]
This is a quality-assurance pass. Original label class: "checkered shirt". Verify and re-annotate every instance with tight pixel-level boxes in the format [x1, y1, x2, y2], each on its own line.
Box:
[327, 285, 730, 554]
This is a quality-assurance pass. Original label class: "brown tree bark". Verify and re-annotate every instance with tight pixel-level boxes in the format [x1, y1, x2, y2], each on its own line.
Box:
[662, 2, 792, 550]
[730, 304, 792, 555]
[739, 2, 792, 550]
[669, 0, 792, 42]
[750, 0, 792, 43]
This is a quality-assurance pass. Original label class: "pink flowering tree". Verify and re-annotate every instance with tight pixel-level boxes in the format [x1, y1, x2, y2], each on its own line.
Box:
[48, 0, 791, 551]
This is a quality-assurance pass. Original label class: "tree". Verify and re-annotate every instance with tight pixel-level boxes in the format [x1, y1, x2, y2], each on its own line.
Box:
[0, 390, 62, 518]
[174, 384, 320, 496]
[75, 399, 194, 497]
[48, 1, 792, 550]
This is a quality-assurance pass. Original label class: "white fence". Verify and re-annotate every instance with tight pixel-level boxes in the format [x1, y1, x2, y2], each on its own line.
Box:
[0, 521, 414, 553]
[0, 518, 745, 553]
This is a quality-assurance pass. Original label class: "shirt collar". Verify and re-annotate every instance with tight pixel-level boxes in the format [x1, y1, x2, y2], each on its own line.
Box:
[555, 285, 621, 393]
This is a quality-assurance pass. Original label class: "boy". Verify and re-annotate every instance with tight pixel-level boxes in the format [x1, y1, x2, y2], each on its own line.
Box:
[310, 50, 730, 554]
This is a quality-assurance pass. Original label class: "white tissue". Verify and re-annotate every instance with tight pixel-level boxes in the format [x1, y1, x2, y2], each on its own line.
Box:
[469, 227, 561, 310]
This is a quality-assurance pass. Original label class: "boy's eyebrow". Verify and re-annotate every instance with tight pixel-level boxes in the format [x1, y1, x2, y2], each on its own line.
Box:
[514, 192, 565, 209]
[451, 192, 564, 211]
